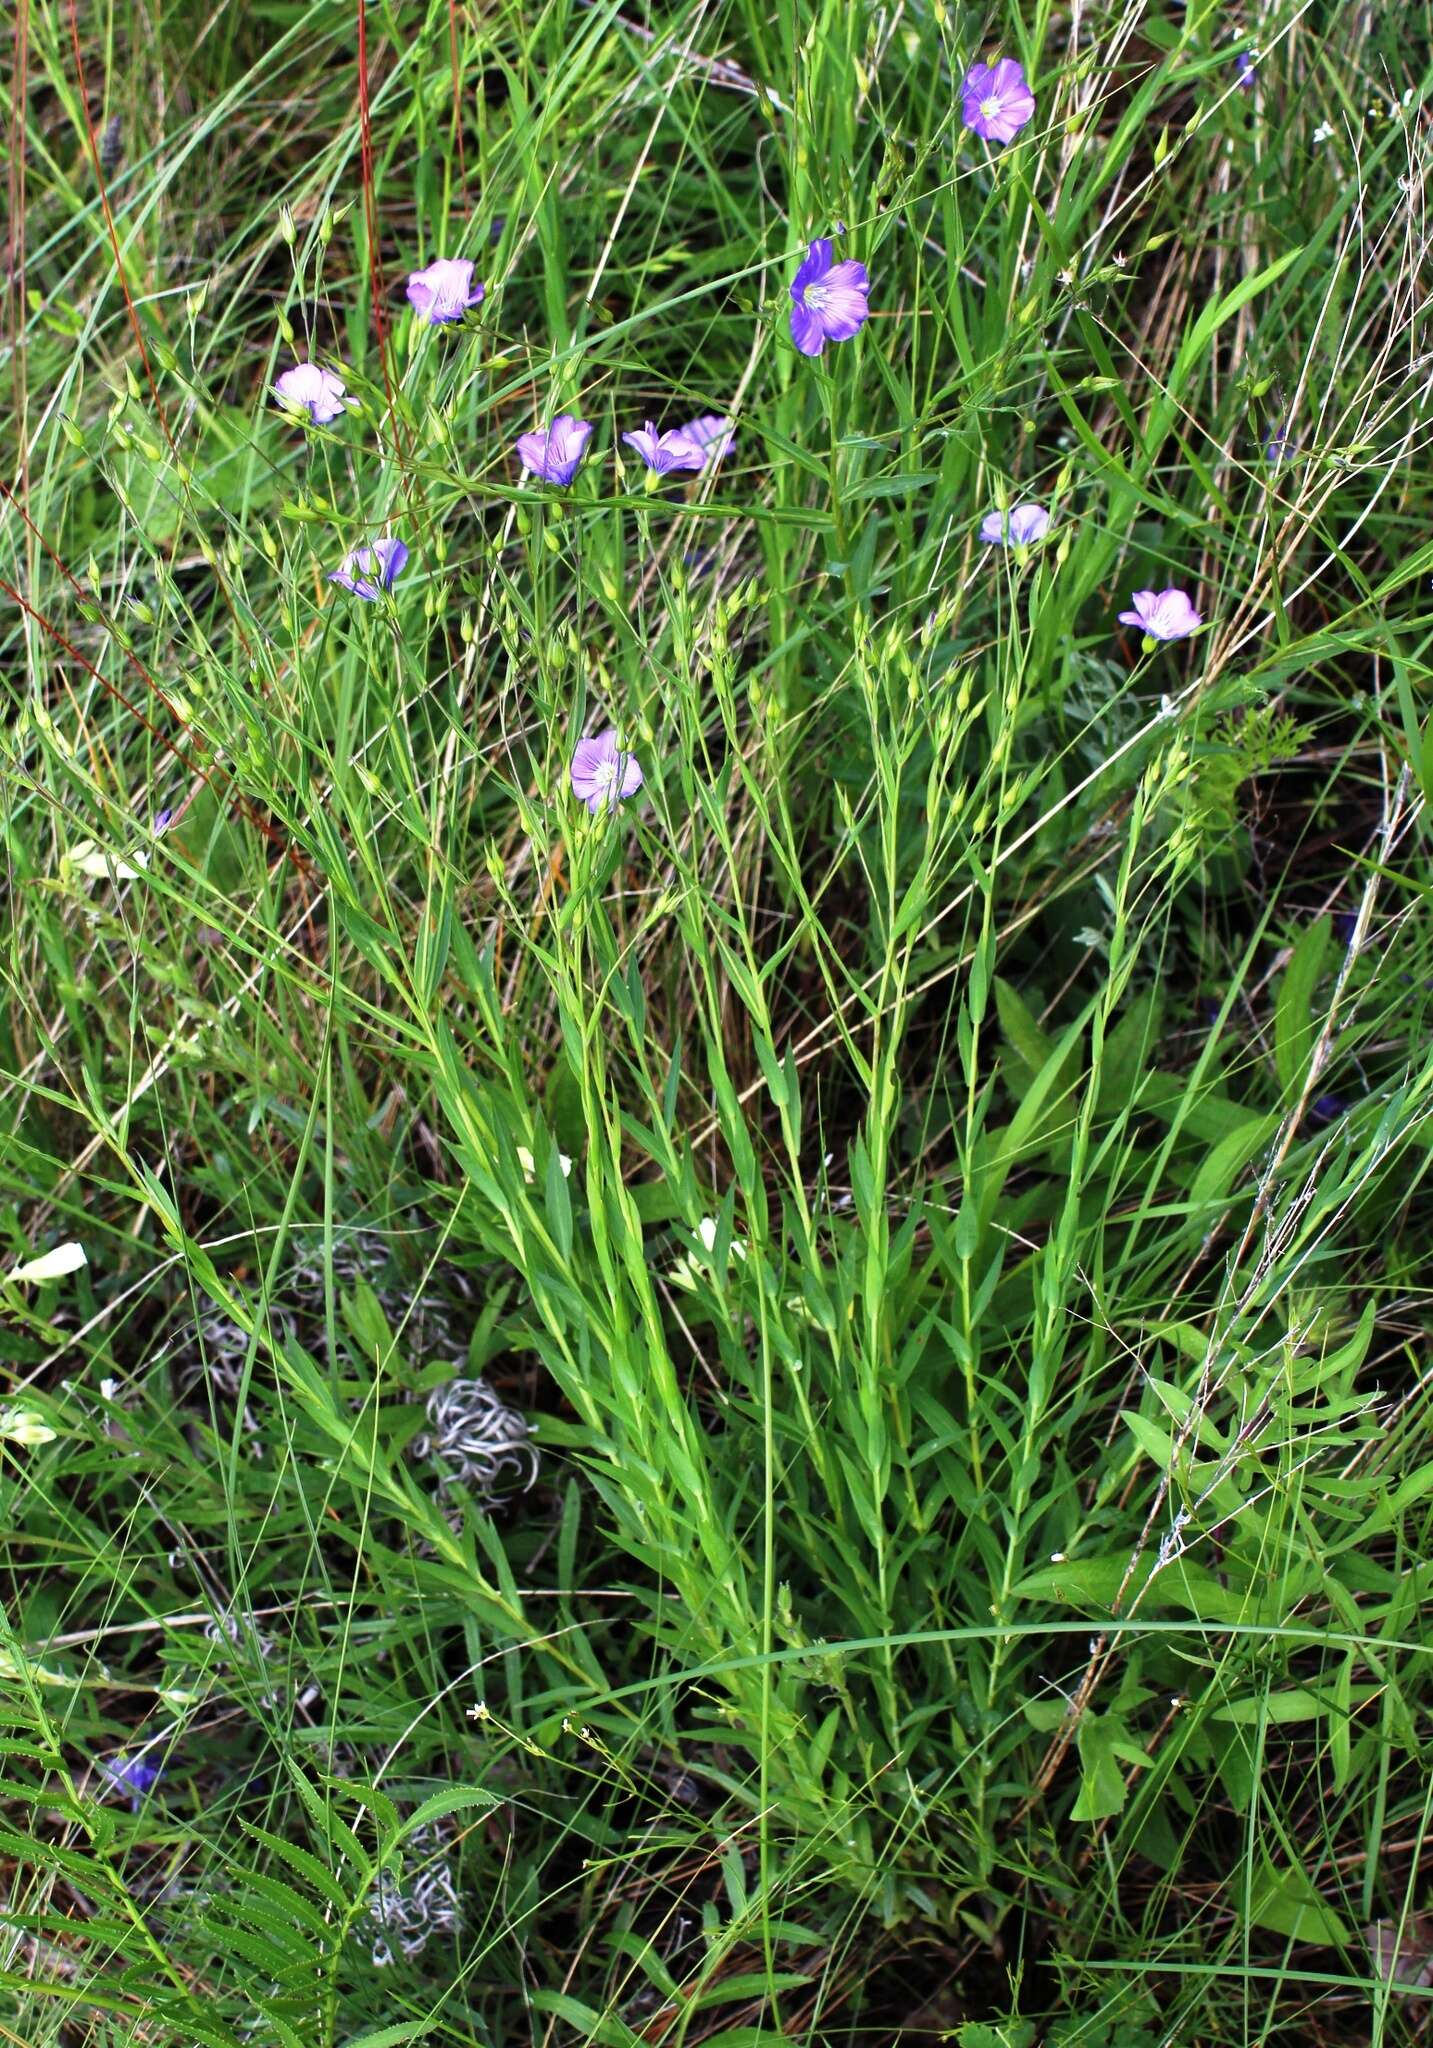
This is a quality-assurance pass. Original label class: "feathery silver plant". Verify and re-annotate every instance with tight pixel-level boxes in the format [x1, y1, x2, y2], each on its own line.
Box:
[202, 1610, 276, 1663]
[170, 1227, 468, 1394]
[410, 1376, 538, 1500]
[168, 1229, 537, 1505]
[365, 1823, 462, 1966]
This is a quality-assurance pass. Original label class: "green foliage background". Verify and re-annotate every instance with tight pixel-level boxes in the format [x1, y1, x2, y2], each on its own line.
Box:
[3, 0, 1433, 2042]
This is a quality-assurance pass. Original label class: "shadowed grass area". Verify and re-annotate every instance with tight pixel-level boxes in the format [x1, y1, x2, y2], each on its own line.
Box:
[3, 0, 1433, 2043]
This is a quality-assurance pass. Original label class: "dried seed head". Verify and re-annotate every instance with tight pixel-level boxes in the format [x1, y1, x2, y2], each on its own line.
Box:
[411, 1377, 538, 1500]
[98, 115, 124, 176]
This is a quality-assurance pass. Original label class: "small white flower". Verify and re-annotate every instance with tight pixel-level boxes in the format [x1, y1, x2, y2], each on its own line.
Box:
[1312, 121, 1334, 143]
[9, 1241, 87, 1285]
[517, 1145, 572, 1183]
[159, 1683, 203, 1708]
[670, 1219, 747, 1293]
[695, 1216, 747, 1262]
[0, 1407, 58, 1446]
[67, 839, 149, 881]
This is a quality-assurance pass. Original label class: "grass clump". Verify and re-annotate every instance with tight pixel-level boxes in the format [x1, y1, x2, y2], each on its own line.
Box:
[3, 1, 1433, 2043]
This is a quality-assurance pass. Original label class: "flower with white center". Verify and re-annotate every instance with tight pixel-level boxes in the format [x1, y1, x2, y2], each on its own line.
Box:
[569, 729, 644, 815]
[1117, 587, 1202, 642]
[405, 256, 484, 325]
[273, 361, 354, 425]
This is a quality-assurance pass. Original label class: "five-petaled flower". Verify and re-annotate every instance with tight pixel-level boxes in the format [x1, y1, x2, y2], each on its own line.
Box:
[330, 537, 410, 601]
[274, 362, 354, 425]
[622, 422, 707, 474]
[570, 729, 644, 814]
[1234, 51, 1258, 90]
[789, 239, 871, 357]
[981, 503, 1051, 546]
[961, 58, 1037, 143]
[679, 414, 735, 468]
[406, 257, 485, 324]
[1118, 588, 1202, 641]
[517, 415, 594, 486]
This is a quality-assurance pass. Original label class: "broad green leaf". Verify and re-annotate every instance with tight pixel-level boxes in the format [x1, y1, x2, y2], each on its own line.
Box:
[1274, 916, 1331, 1093]
[1242, 1855, 1352, 1948]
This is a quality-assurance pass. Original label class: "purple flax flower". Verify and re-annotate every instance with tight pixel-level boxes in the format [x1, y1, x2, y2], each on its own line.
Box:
[516, 415, 593, 486]
[570, 729, 643, 815]
[980, 503, 1050, 546]
[961, 58, 1037, 143]
[1234, 51, 1258, 90]
[1118, 588, 1202, 641]
[406, 257, 485, 324]
[789, 239, 871, 357]
[273, 362, 354, 425]
[1264, 422, 1296, 464]
[98, 1754, 162, 1811]
[622, 422, 706, 475]
[329, 537, 410, 601]
[678, 414, 735, 469]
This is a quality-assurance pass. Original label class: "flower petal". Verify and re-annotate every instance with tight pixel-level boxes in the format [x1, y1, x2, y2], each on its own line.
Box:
[815, 283, 869, 342]
[790, 302, 827, 355]
[10, 1241, 87, 1285]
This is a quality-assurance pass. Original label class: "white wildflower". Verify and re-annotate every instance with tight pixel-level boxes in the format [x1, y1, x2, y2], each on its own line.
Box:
[9, 1240, 87, 1285]
[0, 1407, 58, 1446]
[517, 1145, 572, 1182]
[66, 839, 149, 881]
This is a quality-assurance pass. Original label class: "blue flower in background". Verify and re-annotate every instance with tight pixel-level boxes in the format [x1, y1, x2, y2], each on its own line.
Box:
[980, 503, 1051, 546]
[678, 414, 735, 470]
[1264, 422, 1297, 464]
[98, 1753, 163, 1811]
